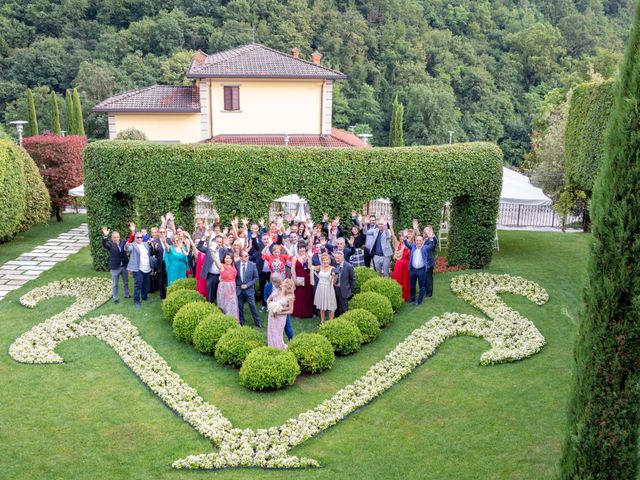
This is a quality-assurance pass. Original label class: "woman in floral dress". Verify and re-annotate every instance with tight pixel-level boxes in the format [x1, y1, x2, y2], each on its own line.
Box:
[214, 251, 239, 321]
[267, 279, 295, 349]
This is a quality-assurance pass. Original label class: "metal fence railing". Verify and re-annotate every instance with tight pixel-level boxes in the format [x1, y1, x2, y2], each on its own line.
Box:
[498, 203, 583, 228]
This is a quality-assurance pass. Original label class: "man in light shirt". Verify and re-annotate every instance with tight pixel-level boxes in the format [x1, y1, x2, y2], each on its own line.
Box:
[126, 230, 155, 308]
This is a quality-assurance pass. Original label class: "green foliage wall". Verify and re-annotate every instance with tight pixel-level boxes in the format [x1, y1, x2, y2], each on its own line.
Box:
[0, 140, 26, 240]
[0, 140, 50, 241]
[84, 141, 502, 271]
[564, 79, 616, 193]
[560, 3, 640, 477]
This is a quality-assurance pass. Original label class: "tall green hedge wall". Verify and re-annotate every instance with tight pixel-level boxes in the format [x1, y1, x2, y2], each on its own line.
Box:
[565, 79, 616, 193]
[84, 141, 503, 270]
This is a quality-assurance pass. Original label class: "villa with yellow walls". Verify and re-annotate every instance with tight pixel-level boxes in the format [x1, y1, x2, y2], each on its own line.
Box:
[93, 44, 367, 147]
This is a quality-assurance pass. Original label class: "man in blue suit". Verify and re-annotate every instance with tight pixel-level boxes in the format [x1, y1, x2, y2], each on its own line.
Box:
[236, 251, 263, 327]
[405, 229, 436, 305]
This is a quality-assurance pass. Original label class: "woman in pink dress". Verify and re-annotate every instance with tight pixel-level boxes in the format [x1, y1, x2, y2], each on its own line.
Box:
[214, 251, 239, 321]
[267, 279, 295, 349]
[292, 243, 314, 318]
[195, 251, 208, 299]
[391, 229, 411, 301]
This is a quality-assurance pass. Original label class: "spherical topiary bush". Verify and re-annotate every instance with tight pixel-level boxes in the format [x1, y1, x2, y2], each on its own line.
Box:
[318, 318, 363, 355]
[361, 277, 404, 311]
[115, 127, 148, 141]
[193, 314, 239, 353]
[354, 266, 378, 293]
[288, 333, 335, 373]
[340, 308, 380, 343]
[172, 302, 220, 343]
[166, 277, 197, 298]
[162, 289, 206, 324]
[239, 347, 300, 391]
[215, 326, 265, 368]
[349, 291, 394, 327]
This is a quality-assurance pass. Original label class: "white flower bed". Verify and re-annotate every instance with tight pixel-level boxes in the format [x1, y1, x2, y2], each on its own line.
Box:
[449, 273, 549, 365]
[10, 273, 548, 470]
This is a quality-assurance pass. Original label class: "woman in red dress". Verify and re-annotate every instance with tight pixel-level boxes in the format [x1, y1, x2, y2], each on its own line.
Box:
[195, 250, 208, 299]
[391, 228, 411, 301]
[291, 243, 314, 318]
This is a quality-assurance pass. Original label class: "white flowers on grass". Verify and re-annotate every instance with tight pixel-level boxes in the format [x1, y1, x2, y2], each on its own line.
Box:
[450, 273, 549, 365]
[10, 278, 112, 363]
[10, 273, 548, 470]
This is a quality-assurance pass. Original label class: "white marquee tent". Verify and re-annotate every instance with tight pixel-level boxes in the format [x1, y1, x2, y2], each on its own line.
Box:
[500, 167, 552, 206]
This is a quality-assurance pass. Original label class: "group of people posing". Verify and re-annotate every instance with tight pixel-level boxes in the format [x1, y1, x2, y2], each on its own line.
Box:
[101, 211, 437, 349]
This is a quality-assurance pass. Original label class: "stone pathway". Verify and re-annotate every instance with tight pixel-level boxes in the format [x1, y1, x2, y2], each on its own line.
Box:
[0, 224, 89, 300]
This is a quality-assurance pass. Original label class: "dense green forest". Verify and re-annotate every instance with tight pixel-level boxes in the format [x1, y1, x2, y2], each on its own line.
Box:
[0, 0, 634, 164]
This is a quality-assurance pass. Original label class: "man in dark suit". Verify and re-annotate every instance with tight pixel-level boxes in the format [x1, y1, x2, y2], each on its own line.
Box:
[149, 227, 168, 299]
[101, 226, 130, 304]
[236, 251, 263, 327]
[197, 231, 230, 304]
[332, 250, 356, 317]
[405, 231, 436, 305]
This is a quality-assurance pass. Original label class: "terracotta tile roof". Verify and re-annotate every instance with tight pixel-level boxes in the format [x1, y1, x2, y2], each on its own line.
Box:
[187, 44, 346, 80]
[92, 85, 200, 113]
[206, 128, 368, 148]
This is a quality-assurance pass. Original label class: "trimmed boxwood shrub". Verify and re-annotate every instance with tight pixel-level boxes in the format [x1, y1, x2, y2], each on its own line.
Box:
[193, 314, 239, 353]
[15, 146, 50, 233]
[0, 140, 27, 241]
[166, 277, 197, 298]
[172, 302, 220, 343]
[288, 333, 335, 373]
[215, 326, 265, 367]
[349, 291, 394, 327]
[162, 289, 206, 324]
[361, 277, 403, 311]
[354, 267, 377, 293]
[319, 318, 363, 355]
[115, 127, 148, 141]
[239, 346, 300, 391]
[84, 141, 502, 271]
[340, 308, 380, 343]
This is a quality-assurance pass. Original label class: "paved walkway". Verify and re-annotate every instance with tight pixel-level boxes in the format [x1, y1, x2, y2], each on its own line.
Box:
[0, 224, 89, 300]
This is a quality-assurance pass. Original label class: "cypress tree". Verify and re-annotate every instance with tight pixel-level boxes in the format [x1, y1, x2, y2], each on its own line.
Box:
[388, 95, 404, 147]
[72, 88, 85, 136]
[560, 3, 640, 478]
[65, 89, 75, 134]
[49, 91, 61, 135]
[26, 88, 39, 137]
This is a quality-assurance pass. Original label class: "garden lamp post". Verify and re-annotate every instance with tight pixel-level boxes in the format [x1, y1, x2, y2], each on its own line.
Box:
[9, 120, 28, 147]
[448, 130, 454, 144]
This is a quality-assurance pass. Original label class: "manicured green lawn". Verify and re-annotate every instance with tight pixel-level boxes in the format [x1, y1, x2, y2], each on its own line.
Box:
[0, 214, 87, 266]
[0, 230, 590, 479]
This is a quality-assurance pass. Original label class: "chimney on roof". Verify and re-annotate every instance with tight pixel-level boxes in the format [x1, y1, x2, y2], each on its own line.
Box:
[192, 50, 208, 64]
[311, 51, 322, 65]
[291, 48, 300, 58]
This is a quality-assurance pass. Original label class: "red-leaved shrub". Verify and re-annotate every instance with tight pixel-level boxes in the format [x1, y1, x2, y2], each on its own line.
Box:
[23, 134, 86, 221]
[434, 256, 467, 273]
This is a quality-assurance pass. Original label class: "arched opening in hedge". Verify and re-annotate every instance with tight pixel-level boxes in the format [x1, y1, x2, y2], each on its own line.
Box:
[195, 195, 218, 225]
[269, 194, 311, 222]
[361, 198, 394, 223]
[84, 142, 502, 270]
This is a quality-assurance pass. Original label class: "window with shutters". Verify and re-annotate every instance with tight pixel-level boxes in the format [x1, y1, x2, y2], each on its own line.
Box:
[223, 86, 240, 111]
